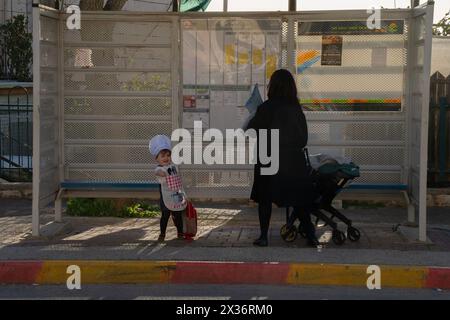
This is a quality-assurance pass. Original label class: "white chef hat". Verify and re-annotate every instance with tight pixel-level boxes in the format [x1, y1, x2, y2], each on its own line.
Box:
[149, 135, 172, 158]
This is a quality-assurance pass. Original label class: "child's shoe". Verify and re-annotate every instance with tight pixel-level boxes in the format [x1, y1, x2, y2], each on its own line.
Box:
[157, 234, 165, 242]
[177, 233, 185, 240]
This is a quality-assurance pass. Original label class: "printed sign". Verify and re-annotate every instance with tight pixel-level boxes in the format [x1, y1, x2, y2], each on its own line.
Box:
[321, 36, 343, 66]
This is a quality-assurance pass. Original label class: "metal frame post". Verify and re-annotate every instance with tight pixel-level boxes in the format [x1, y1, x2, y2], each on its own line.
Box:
[405, 7, 416, 224]
[286, 16, 295, 75]
[289, 0, 296, 12]
[31, 0, 41, 236]
[173, 0, 179, 12]
[418, 1, 434, 242]
[172, 16, 180, 131]
[56, 10, 64, 223]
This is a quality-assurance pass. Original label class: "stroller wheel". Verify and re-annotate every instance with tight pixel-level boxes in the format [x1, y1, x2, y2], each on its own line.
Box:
[297, 223, 307, 238]
[347, 227, 361, 242]
[281, 224, 298, 242]
[332, 229, 346, 245]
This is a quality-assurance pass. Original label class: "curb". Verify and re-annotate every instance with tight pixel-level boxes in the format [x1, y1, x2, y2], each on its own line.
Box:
[1, 261, 449, 289]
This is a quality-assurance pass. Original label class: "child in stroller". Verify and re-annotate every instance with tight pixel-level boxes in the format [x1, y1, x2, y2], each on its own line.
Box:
[280, 149, 361, 245]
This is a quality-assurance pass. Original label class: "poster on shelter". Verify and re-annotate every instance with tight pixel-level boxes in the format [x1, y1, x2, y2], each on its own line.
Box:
[181, 19, 281, 130]
[321, 36, 343, 66]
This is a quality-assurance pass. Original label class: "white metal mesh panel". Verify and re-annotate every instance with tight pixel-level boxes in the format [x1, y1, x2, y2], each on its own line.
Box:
[38, 13, 60, 207]
[64, 97, 171, 118]
[64, 71, 171, 93]
[297, 19, 408, 185]
[41, 44, 58, 68]
[58, 12, 417, 196]
[308, 146, 404, 167]
[40, 96, 58, 118]
[40, 15, 58, 42]
[308, 122, 405, 143]
[40, 70, 58, 94]
[281, 20, 288, 68]
[64, 47, 172, 70]
[66, 169, 154, 182]
[64, 121, 172, 141]
[63, 17, 175, 182]
[63, 21, 172, 45]
[296, 33, 406, 107]
[410, 14, 426, 203]
[356, 171, 402, 184]
[65, 145, 157, 166]
[182, 169, 253, 198]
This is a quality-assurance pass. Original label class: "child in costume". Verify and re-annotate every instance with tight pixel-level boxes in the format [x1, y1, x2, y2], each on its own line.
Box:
[149, 135, 187, 241]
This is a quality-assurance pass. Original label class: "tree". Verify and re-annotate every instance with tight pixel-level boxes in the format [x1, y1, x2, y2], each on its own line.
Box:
[433, 11, 450, 36]
[0, 15, 32, 81]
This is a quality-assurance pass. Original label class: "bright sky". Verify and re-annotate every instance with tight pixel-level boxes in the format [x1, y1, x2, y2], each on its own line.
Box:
[206, 0, 449, 23]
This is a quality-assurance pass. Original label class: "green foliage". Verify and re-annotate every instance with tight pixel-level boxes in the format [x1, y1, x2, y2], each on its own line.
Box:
[120, 203, 160, 218]
[66, 198, 117, 217]
[0, 15, 32, 81]
[433, 11, 450, 36]
[66, 198, 160, 218]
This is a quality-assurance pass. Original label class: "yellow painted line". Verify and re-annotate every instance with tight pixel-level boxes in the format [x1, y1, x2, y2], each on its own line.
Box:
[36, 261, 177, 284]
[287, 264, 428, 288]
[32, 261, 429, 288]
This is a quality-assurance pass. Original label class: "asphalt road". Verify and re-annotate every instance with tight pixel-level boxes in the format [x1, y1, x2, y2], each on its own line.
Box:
[0, 284, 449, 300]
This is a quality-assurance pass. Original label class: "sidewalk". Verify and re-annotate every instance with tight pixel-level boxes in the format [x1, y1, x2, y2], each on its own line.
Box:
[2, 200, 450, 250]
[1, 199, 450, 288]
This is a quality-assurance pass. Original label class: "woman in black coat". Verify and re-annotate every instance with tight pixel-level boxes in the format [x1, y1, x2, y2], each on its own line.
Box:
[246, 69, 318, 247]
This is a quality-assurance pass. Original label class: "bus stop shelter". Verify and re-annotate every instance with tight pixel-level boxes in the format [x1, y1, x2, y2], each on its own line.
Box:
[32, 0, 435, 241]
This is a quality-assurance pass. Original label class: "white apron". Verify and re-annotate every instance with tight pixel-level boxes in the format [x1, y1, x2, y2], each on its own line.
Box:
[155, 164, 187, 211]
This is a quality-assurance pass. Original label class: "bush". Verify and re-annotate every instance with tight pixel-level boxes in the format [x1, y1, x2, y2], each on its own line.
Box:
[66, 198, 160, 218]
[0, 15, 32, 82]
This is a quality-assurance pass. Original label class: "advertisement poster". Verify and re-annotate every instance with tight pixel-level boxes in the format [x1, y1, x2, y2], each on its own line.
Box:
[321, 35, 343, 66]
[182, 19, 281, 130]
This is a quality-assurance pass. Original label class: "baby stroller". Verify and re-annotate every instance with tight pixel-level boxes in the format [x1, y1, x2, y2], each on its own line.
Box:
[280, 149, 361, 245]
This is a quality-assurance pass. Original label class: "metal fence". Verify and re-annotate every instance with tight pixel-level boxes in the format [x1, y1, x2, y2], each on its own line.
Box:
[429, 71, 450, 187]
[0, 86, 33, 181]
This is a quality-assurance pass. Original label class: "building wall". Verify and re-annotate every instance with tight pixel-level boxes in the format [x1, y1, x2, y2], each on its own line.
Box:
[432, 37, 450, 76]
